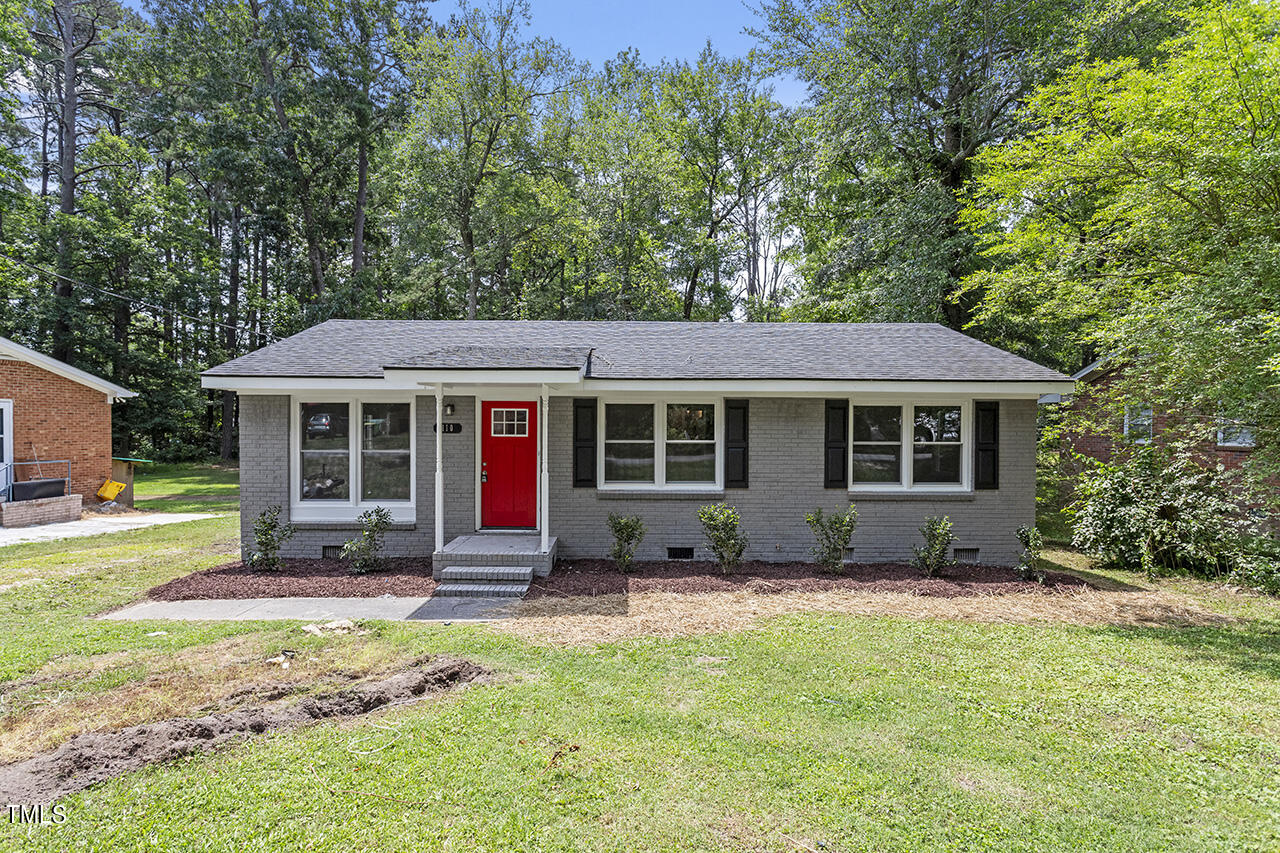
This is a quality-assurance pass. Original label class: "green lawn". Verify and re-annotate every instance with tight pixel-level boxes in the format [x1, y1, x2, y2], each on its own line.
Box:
[132, 462, 240, 513]
[2, 514, 1279, 851]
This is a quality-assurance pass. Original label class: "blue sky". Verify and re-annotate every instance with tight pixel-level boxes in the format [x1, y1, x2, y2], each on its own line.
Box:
[433, 0, 807, 103]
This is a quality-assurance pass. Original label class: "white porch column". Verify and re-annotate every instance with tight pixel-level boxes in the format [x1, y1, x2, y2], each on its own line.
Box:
[434, 384, 444, 554]
[540, 384, 550, 554]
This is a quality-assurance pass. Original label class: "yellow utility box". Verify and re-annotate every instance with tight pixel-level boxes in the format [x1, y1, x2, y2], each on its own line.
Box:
[97, 479, 127, 502]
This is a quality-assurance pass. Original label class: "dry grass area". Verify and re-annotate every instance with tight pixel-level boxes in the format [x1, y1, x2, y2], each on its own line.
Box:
[0, 633, 410, 764]
[497, 586, 1231, 646]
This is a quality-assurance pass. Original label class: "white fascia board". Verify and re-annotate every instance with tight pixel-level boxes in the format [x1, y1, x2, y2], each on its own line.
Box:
[0, 338, 137, 401]
[578, 379, 1077, 398]
[203, 374, 1075, 398]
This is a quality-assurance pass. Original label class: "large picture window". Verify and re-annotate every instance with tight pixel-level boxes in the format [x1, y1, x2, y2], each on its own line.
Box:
[300, 402, 350, 500]
[297, 399, 414, 512]
[850, 402, 968, 489]
[361, 403, 411, 500]
[604, 404, 655, 482]
[912, 405, 962, 484]
[601, 401, 720, 488]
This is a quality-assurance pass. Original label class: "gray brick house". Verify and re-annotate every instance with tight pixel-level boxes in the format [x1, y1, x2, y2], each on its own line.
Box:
[203, 320, 1072, 573]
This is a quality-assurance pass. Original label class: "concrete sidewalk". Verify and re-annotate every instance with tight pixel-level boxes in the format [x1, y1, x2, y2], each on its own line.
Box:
[0, 512, 216, 547]
[100, 595, 519, 622]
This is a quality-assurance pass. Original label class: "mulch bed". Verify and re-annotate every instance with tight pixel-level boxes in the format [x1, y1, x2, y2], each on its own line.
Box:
[148, 558, 437, 601]
[528, 560, 1088, 600]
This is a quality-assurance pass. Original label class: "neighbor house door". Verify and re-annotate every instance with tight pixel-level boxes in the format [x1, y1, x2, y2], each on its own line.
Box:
[0, 399, 11, 500]
[480, 401, 538, 528]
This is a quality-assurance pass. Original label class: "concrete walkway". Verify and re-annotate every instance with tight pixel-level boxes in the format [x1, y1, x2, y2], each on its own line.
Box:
[101, 595, 519, 622]
[0, 512, 216, 547]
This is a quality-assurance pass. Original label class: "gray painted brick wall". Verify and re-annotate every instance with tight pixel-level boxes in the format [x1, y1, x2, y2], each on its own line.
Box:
[239, 394, 1036, 565]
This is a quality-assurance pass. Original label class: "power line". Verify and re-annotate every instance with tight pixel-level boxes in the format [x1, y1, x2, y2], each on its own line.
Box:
[0, 253, 279, 344]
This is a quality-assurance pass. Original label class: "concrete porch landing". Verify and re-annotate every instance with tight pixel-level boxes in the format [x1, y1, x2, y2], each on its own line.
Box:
[432, 533, 557, 580]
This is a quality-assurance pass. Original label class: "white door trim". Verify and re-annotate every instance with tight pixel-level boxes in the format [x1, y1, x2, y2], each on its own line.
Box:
[0, 399, 13, 499]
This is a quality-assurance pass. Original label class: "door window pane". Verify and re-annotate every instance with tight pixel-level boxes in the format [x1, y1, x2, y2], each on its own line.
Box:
[362, 403, 411, 500]
[491, 408, 528, 437]
[300, 403, 350, 500]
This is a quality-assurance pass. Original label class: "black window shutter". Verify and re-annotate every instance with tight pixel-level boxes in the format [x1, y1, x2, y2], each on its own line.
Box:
[974, 401, 999, 490]
[724, 399, 749, 488]
[824, 399, 848, 489]
[572, 398, 596, 487]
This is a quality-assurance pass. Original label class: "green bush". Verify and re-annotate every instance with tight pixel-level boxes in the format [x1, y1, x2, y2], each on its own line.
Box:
[1230, 553, 1280, 596]
[912, 515, 954, 577]
[1016, 525, 1046, 585]
[248, 505, 295, 571]
[607, 513, 646, 573]
[1070, 447, 1252, 578]
[805, 504, 858, 573]
[697, 504, 748, 573]
[342, 506, 393, 575]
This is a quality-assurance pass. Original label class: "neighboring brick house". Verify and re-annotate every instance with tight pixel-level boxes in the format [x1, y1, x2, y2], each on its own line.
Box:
[204, 321, 1072, 588]
[1064, 358, 1260, 471]
[0, 336, 136, 525]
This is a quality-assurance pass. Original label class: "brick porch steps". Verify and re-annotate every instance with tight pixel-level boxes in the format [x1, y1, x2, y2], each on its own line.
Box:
[434, 566, 532, 598]
[432, 533, 557, 580]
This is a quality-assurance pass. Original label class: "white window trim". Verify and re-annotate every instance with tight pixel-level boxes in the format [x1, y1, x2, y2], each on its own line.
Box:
[849, 398, 973, 493]
[290, 394, 416, 523]
[1123, 404, 1154, 445]
[597, 397, 724, 491]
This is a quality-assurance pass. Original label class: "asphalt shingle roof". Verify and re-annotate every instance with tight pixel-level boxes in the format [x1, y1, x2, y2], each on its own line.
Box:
[203, 320, 1069, 383]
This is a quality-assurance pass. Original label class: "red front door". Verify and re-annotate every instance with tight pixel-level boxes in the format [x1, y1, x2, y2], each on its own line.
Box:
[480, 401, 538, 528]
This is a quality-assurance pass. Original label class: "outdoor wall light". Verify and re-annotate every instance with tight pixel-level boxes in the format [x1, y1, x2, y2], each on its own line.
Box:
[443, 403, 455, 416]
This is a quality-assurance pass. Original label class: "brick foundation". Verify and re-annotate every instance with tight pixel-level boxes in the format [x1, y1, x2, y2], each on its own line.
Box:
[0, 494, 83, 527]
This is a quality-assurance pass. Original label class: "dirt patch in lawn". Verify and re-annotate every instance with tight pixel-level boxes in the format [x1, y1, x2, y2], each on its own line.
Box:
[0, 657, 485, 803]
[146, 558, 436, 600]
[502, 586, 1230, 646]
[529, 559, 1087, 599]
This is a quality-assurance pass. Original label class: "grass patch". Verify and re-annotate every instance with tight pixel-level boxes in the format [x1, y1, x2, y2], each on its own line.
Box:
[133, 462, 239, 513]
[2, 522, 1280, 850]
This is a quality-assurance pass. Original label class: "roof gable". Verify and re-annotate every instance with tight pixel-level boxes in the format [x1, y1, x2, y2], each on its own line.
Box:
[0, 337, 136, 400]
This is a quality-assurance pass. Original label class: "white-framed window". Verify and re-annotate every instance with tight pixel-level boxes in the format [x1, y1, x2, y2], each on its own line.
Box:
[1124, 404, 1154, 444]
[850, 401, 970, 491]
[490, 407, 529, 437]
[293, 396, 415, 521]
[1217, 420, 1256, 448]
[599, 399, 721, 489]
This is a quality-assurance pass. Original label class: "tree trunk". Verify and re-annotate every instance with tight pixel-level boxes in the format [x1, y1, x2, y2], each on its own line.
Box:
[52, 0, 80, 362]
[221, 206, 241, 461]
[352, 136, 368, 275]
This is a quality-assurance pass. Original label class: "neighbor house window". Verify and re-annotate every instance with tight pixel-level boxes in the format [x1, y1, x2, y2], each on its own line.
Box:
[601, 401, 720, 487]
[300, 402, 350, 500]
[1124, 405, 1154, 443]
[361, 403, 411, 500]
[852, 406, 902, 484]
[1217, 420, 1256, 448]
[850, 402, 968, 489]
[298, 400, 413, 508]
[913, 405, 963, 484]
[604, 403, 655, 482]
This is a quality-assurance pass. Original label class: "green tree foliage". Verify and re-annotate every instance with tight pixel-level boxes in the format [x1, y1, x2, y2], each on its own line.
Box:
[965, 3, 1280, 481]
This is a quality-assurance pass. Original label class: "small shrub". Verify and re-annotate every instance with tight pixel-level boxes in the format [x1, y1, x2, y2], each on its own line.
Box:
[1015, 525, 1046, 585]
[248, 505, 295, 571]
[342, 506, 393, 575]
[697, 504, 748, 573]
[806, 503, 858, 574]
[1230, 553, 1280, 597]
[912, 515, 954, 577]
[607, 513, 646, 573]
